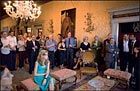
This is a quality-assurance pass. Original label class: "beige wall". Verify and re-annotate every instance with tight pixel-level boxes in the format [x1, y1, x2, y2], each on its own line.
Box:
[0, 17, 16, 31]
[1, 1, 139, 46]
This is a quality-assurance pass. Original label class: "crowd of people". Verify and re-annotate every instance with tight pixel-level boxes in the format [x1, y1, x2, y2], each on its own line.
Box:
[0, 30, 140, 90]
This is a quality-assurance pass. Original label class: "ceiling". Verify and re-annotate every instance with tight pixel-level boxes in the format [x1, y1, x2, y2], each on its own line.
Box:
[0, 0, 52, 20]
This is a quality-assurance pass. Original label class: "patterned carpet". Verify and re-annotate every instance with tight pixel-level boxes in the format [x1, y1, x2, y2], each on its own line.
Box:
[65, 75, 132, 91]
[64, 74, 97, 91]
[12, 69, 32, 85]
[11, 66, 131, 91]
[11, 67, 91, 91]
[11, 66, 89, 90]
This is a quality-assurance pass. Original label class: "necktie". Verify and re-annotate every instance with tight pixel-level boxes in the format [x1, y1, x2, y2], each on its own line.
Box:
[68, 38, 70, 48]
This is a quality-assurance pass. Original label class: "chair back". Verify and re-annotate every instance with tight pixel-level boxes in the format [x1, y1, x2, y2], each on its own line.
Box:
[82, 51, 95, 64]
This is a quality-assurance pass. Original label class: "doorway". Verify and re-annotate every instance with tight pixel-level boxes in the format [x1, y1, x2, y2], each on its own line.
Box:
[119, 21, 140, 42]
[111, 7, 139, 46]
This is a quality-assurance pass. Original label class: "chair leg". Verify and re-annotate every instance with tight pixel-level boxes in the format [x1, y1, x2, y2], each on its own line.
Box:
[80, 72, 83, 79]
[79, 69, 81, 79]
[54, 84, 57, 91]
[59, 81, 62, 89]
[74, 75, 77, 85]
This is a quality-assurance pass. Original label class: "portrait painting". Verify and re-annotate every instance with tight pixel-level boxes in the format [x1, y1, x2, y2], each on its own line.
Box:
[61, 8, 76, 37]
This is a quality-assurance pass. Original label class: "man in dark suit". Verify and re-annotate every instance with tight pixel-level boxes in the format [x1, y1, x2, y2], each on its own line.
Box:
[0, 37, 3, 48]
[134, 46, 140, 90]
[0, 37, 3, 63]
[26, 35, 40, 74]
[128, 34, 139, 73]
[118, 34, 131, 71]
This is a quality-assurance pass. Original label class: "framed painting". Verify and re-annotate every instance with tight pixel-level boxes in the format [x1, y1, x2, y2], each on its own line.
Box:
[61, 8, 76, 38]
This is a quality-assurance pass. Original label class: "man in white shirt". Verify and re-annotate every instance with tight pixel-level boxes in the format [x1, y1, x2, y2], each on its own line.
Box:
[119, 34, 131, 71]
[8, 30, 17, 71]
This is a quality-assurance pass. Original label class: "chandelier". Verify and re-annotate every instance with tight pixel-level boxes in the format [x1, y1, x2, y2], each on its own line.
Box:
[4, 0, 41, 20]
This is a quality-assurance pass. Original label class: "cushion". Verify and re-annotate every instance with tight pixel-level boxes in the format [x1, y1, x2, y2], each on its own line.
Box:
[21, 78, 39, 90]
[82, 51, 95, 64]
[80, 67, 97, 74]
[104, 69, 131, 81]
[51, 69, 76, 81]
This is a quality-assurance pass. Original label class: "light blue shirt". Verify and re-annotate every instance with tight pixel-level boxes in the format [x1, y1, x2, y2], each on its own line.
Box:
[46, 39, 57, 52]
[65, 37, 76, 48]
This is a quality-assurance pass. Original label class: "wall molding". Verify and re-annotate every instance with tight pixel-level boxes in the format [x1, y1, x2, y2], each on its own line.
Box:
[110, 6, 139, 46]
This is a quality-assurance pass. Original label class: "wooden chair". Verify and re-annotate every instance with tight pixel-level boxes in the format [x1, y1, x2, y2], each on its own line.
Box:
[79, 51, 98, 78]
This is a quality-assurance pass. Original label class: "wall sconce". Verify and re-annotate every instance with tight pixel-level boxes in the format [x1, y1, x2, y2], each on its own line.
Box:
[27, 27, 31, 32]
[47, 19, 54, 33]
[83, 13, 94, 32]
[39, 29, 42, 32]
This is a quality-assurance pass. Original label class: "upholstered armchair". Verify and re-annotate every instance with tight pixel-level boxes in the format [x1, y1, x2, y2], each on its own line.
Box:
[79, 51, 98, 78]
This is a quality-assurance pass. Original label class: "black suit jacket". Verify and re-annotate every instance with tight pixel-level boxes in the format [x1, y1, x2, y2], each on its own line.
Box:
[133, 40, 140, 56]
[0, 39, 3, 49]
[26, 40, 40, 54]
[133, 40, 140, 48]
[118, 40, 131, 55]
